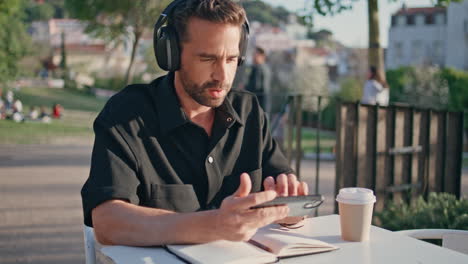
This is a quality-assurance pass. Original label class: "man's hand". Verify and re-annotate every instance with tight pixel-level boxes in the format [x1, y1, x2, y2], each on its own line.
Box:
[214, 173, 289, 241]
[263, 173, 309, 225]
[263, 173, 308, 196]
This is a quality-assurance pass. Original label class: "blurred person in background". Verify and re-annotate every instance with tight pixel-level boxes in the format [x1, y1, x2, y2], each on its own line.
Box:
[5, 90, 14, 111]
[52, 103, 62, 119]
[28, 106, 39, 120]
[245, 47, 272, 116]
[361, 66, 389, 106]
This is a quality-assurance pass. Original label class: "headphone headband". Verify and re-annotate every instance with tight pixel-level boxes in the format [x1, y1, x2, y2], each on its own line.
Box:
[154, 0, 185, 31]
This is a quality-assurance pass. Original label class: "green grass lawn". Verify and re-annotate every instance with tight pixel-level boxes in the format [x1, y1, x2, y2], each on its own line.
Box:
[279, 127, 336, 154]
[15, 87, 107, 112]
[0, 117, 93, 144]
[1, 87, 105, 145]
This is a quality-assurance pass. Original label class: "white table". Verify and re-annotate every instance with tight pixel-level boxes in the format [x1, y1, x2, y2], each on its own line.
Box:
[98, 214, 468, 264]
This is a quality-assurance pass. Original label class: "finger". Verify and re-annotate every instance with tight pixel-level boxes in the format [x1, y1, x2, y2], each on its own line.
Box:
[263, 176, 276, 191]
[298, 181, 309, 195]
[233, 173, 252, 198]
[276, 174, 288, 196]
[231, 190, 277, 210]
[287, 174, 299, 196]
[243, 205, 290, 227]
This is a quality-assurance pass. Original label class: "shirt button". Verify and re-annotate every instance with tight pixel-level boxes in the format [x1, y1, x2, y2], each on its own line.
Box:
[227, 117, 233, 122]
[208, 156, 214, 164]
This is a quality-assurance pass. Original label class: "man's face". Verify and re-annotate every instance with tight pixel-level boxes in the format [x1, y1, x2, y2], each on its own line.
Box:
[177, 17, 241, 108]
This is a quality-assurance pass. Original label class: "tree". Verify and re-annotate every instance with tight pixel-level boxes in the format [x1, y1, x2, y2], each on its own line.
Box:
[242, 0, 291, 26]
[23, 0, 55, 22]
[65, 0, 170, 85]
[0, 0, 32, 84]
[306, 0, 462, 84]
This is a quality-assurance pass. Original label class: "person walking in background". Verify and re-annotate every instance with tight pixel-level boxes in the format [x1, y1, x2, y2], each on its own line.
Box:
[361, 66, 389, 106]
[245, 47, 272, 115]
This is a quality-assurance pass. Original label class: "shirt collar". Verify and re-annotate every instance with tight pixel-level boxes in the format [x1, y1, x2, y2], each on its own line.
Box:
[151, 73, 243, 136]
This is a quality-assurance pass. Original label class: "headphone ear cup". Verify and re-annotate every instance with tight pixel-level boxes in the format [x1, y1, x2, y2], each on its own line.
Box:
[154, 26, 180, 71]
[238, 23, 249, 66]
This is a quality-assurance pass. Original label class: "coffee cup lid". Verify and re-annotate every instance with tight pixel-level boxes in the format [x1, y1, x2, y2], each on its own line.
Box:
[336, 187, 376, 205]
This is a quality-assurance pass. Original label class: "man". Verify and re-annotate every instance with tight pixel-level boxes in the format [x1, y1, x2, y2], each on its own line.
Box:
[81, 0, 308, 247]
[245, 47, 272, 115]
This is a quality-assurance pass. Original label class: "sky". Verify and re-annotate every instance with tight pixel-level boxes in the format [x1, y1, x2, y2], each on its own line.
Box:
[263, 0, 435, 48]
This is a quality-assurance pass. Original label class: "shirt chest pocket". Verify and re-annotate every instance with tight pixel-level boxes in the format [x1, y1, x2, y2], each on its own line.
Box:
[148, 184, 201, 212]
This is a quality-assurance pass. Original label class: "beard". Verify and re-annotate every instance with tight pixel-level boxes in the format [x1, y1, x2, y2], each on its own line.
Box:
[179, 69, 232, 108]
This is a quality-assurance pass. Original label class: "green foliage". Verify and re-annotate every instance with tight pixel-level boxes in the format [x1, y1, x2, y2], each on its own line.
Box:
[312, 77, 362, 131]
[387, 66, 468, 112]
[0, 0, 33, 84]
[23, 0, 55, 22]
[242, 0, 291, 26]
[439, 68, 468, 111]
[320, 96, 336, 130]
[389, 66, 449, 109]
[93, 76, 126, 92]
[337, 77, 362, 102]
[374, 193, 468, 231]
[65, 0, 170, 83]
[93, 75, 146, 92]
[309, 0, 359, 16]
[308, 0, 463, 17]
[386, 66, 410, 103]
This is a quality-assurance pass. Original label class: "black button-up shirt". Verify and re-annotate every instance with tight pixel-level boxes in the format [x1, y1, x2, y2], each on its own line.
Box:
[81, 73, 293, 227]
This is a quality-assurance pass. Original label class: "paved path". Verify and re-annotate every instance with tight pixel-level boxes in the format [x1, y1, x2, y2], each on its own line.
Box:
[0, 145, 92, 264]
[0, 144, 466, 263]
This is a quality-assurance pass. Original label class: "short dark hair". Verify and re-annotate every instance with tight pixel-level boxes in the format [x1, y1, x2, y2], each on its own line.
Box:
[255, 47, 265, 55]
[170, 0, 246, 43]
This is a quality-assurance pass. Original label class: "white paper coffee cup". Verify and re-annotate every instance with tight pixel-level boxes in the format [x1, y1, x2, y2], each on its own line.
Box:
[336, 188, 376, 242]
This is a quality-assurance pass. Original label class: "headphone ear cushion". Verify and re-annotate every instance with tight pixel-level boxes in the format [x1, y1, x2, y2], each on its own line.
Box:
[155, 25, 180, 71]
[238, 23, 249, 66]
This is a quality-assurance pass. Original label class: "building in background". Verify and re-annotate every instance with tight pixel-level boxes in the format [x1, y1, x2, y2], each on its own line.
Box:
[29, 19, 147, 79]
[387, 1, 468, 71]
[446, 0, 468, 70]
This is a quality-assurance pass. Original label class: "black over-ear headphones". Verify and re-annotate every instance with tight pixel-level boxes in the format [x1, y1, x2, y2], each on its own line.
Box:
[153, 0, 250, 72]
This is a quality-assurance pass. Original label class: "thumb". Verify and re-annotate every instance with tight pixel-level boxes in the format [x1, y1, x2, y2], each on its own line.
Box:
[233, 173, 252, 198]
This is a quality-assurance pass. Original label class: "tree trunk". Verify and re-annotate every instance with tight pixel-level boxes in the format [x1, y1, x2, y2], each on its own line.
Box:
[124, 30, 142, 85]
[367, 0, 386, 81]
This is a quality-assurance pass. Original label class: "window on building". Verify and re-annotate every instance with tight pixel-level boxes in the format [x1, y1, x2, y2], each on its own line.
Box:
[407, 15, 415, 25]
[395, 42, 403, 58]
[432, 41, 443, 64]
[391, 16, 396, 27]
[397, 16, 406, 26]
[411, 40, 422, 61]
[425, 14, 434, 25]
[435, 13, 446, 25]
[416, 15, 425, 26]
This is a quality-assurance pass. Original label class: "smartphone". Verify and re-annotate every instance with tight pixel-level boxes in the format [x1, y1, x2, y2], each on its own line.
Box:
[250, 195, 324, 217]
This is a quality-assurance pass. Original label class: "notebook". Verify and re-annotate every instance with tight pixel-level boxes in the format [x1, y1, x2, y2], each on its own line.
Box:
[166, 224, 338, 264]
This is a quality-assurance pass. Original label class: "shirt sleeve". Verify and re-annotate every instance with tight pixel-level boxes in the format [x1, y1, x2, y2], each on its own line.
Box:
[260, 111, 295, 179]
[81, 114, 140, 227]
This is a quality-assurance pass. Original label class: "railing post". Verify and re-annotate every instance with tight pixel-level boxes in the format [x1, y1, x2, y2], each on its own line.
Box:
[287, 95, 294, 165]
[295, 95, 303, 178]
[315, 96, 322, 195]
